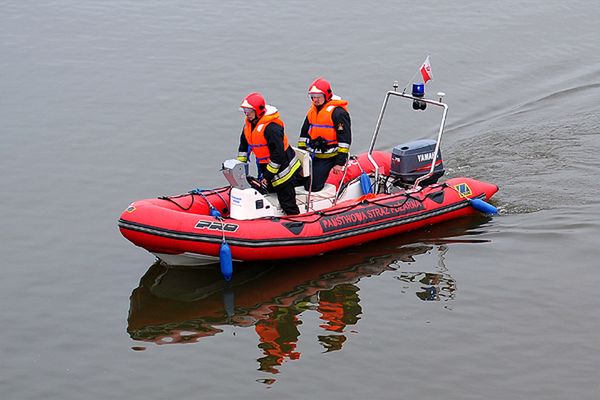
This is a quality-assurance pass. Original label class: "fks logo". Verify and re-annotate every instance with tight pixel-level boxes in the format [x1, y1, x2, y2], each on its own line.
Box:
[195, 220, 239, 232]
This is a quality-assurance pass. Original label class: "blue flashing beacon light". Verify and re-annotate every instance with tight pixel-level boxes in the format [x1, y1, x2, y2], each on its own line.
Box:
[412, 83, 427, 110]
[412, 83, 425, 97]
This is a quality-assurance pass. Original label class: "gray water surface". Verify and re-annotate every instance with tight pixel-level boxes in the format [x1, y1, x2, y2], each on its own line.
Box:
[2, 1, 600, 399]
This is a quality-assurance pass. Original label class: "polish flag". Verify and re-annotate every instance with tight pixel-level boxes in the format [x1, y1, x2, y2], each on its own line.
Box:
[420, 56, 433, 83]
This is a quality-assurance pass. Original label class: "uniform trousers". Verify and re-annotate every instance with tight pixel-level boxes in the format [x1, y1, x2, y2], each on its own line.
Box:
[304, 157, 336, 192]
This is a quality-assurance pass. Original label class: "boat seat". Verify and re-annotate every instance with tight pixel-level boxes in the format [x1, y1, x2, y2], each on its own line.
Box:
[295, 183, 337, 200]
[264, 179, 365, 215]
[261, 183, 338, 216]
[295, 183, 338, 212]
[292, 147, 311, 178]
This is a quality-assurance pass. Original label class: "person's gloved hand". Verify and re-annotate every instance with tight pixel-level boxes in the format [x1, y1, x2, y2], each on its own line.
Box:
[309, 136, 327, 151]
[262, 170, 274, 182]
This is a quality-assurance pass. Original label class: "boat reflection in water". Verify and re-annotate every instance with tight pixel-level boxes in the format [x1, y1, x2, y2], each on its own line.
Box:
[128, 214, 491, 373]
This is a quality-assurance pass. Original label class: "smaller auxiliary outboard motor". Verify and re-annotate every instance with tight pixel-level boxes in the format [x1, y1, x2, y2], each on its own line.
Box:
[390, 139, 444, 187]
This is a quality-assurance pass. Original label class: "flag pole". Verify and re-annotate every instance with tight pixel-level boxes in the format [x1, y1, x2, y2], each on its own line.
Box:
[401, 55, 430, 93]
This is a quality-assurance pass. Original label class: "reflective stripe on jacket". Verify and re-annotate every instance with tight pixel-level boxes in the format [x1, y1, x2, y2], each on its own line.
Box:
[271, 156, 301, 187]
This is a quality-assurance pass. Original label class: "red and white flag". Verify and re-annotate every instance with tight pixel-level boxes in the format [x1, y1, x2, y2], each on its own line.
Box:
[420, 56, 433, 83]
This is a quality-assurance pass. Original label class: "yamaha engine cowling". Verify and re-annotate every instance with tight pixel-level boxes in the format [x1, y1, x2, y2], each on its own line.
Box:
[390, 139, 444, 186]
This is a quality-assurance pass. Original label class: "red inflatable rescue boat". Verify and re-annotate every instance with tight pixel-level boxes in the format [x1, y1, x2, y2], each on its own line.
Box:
[118, 87, 499, 271]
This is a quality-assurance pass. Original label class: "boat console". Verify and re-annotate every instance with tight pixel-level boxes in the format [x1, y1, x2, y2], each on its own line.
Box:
[221, 158, 365, 219]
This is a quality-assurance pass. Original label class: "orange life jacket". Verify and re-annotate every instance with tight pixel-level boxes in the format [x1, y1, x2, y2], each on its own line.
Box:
[306, 98, 349, 144]
[255, 317, 301, 372]
[318, 300, 347, 333]
[243, 111, 288, 164]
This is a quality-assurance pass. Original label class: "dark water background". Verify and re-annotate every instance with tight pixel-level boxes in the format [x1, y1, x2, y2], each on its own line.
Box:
[2, 1, 599, 399]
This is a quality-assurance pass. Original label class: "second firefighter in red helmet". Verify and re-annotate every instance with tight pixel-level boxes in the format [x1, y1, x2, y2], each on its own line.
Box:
[298, 78, 352, 192]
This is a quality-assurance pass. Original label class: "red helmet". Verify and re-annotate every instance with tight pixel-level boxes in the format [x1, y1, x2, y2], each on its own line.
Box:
[240, 92, 266, 117]
[308, 78, 332, 101]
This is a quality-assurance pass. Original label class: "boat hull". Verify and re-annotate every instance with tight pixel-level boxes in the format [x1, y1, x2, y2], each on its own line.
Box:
[118, 177, 498, 265]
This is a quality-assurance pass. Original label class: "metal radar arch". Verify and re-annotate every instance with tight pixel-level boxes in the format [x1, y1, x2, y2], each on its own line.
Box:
[367, 80, 448, 193]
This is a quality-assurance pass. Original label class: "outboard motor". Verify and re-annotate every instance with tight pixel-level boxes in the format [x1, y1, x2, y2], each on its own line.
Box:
[390, 139, 444, 187]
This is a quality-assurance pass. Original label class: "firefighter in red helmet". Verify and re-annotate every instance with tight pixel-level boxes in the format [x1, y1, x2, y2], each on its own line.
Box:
[298, 78, 352, 192]
[237, 92, 301, 215]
